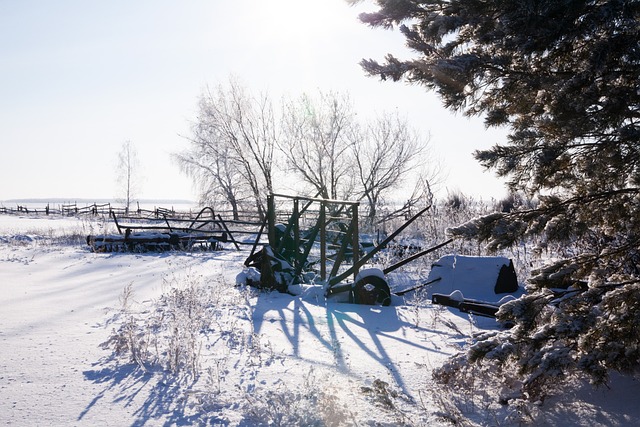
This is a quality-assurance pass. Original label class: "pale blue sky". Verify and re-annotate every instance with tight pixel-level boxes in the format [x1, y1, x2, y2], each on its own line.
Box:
[0, 0, 508, 202]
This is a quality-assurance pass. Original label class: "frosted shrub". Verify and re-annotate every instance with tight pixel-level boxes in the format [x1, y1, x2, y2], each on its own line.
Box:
[404, 287, 430, 328]
[102, 283, 150, 369]
[154, 284, 210, 374]
[430, 349, 540, 425]
[244, 368, 353, 427]
[103, 270, 219, 378]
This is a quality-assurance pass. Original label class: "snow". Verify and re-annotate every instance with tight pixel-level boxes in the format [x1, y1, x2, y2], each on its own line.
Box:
[1, 214, 639, 426]
[425, 254, 524, 302]
[356, 267, 386, 282]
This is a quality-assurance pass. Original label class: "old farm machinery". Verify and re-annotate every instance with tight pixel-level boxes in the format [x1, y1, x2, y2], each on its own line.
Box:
[84, 193, 521, 314]
[87, 207, 244, 252]
[242, 193, 458, 306]
[241, 193, 522, 313]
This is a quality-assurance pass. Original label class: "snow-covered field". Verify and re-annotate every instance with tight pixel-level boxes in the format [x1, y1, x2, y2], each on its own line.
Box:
[1, 214, 639, 426]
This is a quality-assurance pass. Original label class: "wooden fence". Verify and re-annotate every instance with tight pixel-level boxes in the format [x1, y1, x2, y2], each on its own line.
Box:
[0, 202, 113, 216]
[0, 202, 263, 223]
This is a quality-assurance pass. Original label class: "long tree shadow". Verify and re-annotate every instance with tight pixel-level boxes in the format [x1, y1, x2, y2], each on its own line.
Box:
[251, 290, 337, 371]
[325, 303, 453, 401]
[81, 355, 203, 426]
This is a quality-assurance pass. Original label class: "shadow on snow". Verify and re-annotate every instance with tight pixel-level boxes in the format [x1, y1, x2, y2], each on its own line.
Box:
[80, 356, 202, 426]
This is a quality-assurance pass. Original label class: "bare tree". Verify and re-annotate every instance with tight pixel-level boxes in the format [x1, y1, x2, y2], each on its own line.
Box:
[174, 129, 245, 219]
[350, 112, 429, 224]
[178, 83, 435, 224]
[176, 79, 276, 219]
[280, 91, 356, 200]
[116, 140, 142, 212]
[279, 91, 437, 222]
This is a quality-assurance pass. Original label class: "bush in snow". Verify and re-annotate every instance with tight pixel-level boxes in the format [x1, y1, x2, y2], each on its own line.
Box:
[102, 282, 150, 368]
[243, 368, 354, 427]
[103, 269, 220, 378]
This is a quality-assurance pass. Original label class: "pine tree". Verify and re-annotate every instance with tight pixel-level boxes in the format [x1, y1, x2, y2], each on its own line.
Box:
[359, 0, 640, 399]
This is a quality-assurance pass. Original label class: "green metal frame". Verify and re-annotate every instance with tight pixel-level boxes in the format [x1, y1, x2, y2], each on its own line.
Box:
[266, 193, 360, 284]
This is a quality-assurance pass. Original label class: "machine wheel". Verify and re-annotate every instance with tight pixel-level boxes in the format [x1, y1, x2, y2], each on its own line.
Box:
[352, 269, 391, 306]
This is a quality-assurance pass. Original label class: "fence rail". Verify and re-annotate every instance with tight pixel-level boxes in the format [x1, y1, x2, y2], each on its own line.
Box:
[0, 203, 114, 216]
[0, 202, 262, 222]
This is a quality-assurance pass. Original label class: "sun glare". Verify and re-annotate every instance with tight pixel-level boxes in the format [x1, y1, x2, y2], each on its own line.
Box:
[250, 0, 350, 43]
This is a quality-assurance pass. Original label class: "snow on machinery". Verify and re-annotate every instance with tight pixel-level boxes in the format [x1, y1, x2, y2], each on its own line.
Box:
[84, 194, 522, 316]
[86, 207, 241, 252]
[241, 193, 521, 313]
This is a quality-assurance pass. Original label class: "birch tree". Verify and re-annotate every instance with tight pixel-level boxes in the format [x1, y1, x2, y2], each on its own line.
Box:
[116, 140, 142, 212]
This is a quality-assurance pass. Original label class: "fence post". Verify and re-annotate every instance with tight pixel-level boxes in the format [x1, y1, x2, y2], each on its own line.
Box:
[267, 194, 276, 247]
[352, 203, 359, 282]
[293, 198, 300, 268]
[320, 200, 326, 281]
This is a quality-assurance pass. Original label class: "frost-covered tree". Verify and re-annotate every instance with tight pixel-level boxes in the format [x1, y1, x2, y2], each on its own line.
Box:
[351, 111, 429, 224]
[174, 122, 246, 220]
[358, 0, 640, 399]
[280, 91, 357, 200]
[280, 92, 433, 221]
[180, 82, 433, 221]
[177, 80, 276, 219]
[116, 140, 142, 213]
